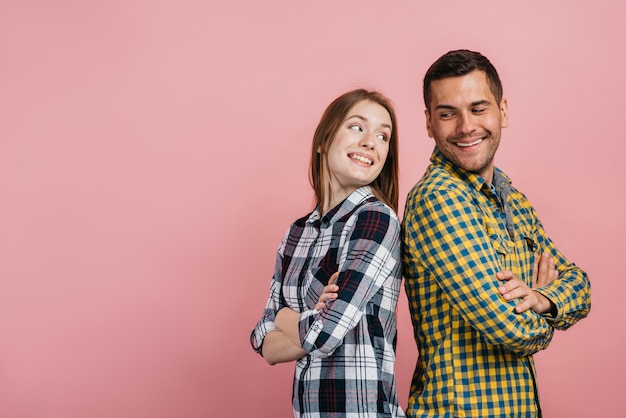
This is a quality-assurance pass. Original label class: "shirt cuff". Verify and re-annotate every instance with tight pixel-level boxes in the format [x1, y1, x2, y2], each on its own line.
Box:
[535, 288, 560, 320]
[250, 310, 278, 354]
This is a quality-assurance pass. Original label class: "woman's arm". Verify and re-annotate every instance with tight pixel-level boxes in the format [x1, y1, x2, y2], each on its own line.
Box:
[298, 205, 401, 358]
[250, 230, 300, 362]
[261, 329, 306, 365]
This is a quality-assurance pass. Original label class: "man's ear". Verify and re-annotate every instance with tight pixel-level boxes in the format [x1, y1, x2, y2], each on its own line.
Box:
[425, 109, 434, 138]
[500, 98, 509, 129]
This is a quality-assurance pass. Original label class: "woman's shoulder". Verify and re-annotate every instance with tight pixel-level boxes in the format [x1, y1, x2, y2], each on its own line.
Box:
[359, 194, 398, 214]
[278, 209, 318, 237]
[352, 196, 400, 228]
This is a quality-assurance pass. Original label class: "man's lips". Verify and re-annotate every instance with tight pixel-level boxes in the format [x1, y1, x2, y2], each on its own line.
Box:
[455, 138, 484, 148]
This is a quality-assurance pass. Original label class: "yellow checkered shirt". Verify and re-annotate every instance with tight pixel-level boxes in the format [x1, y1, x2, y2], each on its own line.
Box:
[402, 149, 591, 417]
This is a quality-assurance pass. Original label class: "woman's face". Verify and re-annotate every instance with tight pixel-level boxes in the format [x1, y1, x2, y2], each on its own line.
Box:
[325, 99, 392, 204]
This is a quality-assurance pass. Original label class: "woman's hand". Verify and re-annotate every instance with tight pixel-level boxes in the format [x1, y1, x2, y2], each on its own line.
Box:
[314, 272, 339, 311]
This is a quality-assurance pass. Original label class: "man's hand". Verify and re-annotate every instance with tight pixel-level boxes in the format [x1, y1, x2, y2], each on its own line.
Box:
[532, 251, 559, 288]
[497, 252, 558, 314]
[314, 272, 339, 311]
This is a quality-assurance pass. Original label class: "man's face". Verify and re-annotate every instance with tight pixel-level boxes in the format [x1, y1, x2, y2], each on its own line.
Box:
[425, 70, 508, 184]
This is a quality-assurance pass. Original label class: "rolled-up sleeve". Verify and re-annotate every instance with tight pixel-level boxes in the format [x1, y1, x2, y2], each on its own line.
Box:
[250, 237, 286, 354]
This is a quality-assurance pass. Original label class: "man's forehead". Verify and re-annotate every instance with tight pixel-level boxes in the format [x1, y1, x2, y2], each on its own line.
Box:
[429, 72, 495, 105]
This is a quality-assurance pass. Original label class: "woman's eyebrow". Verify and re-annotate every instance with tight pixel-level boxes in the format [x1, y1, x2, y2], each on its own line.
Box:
[346, 114, 391, 130]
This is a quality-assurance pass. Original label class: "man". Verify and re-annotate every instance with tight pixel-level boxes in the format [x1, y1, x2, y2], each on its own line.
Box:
[402, 50, 591, 417]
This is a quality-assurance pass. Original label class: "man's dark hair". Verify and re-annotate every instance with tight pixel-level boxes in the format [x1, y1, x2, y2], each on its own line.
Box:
[423, 49, 503, 110]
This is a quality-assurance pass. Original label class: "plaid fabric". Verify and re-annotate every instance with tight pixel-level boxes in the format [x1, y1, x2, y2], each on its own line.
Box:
[402, 149, 591, 417]
[251, 186, 405, 418]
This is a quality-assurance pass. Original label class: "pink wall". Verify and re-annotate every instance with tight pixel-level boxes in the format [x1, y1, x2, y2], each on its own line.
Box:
[1, 1, 623, 417]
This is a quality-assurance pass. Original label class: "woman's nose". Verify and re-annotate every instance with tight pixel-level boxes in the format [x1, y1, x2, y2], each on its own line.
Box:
[360, 132, 375, 148]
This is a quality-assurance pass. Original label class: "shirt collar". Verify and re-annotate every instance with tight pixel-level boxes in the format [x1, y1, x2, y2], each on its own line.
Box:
[430, 147, 512, 193]
[307, 186, 375, 226]
[491, 168, 513, 198]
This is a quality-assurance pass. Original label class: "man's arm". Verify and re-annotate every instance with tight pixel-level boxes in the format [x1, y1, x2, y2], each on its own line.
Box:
[403, 188, 553, 356]
[527, 213, 591, 329]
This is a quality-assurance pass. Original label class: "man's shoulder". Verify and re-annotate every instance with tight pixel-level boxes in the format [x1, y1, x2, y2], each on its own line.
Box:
[407, 163, 469, 201]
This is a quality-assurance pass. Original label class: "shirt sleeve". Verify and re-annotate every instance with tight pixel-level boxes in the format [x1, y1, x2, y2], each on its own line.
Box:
[404, 187, 553, 357]
[298, 205, 400, 358]
[530, 210, 591, 330]
[249, 233, 286, 355]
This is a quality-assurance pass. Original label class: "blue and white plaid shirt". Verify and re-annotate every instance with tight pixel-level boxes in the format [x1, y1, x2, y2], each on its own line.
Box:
[251, 186, 405, 417]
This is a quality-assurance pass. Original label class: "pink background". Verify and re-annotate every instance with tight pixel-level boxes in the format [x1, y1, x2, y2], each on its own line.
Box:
[1, 1, 623, 417]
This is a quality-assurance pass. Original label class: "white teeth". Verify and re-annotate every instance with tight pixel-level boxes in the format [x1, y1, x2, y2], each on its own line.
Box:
[457, 139, 483, 147]
[350, 154, 373, 165]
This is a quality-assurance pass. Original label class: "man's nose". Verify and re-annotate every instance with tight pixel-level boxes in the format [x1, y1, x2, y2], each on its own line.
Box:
[457, 111, 476, 135]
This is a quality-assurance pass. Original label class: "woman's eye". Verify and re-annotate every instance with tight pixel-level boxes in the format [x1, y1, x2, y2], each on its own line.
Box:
[349, 124, 363, 132]
[376, 133, 388, 142]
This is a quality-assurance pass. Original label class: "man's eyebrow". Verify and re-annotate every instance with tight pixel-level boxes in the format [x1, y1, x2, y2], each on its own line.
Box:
[346, 114, 392, 130]
[434, 104, 456, 111]
[434, 100, 492, 111]
[471, 99, 491, 106]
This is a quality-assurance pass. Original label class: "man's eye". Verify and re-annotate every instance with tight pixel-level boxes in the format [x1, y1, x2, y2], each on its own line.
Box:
[439, 113, 453, 119]
[349, 124, 363, 132]
[473, 108, 486, 114]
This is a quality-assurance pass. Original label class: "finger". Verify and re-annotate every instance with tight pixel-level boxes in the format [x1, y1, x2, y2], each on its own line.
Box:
[321, 292, 338, 301]
[514, 297, 535, 313]
[315, 292, 338, 310]
[515, 290, 542, 313]
[543, 257, 557, 285]
[324, 284, 339, 293]
[536, 253, 552, 287]
[550, 264, 559, 281]
[501, 278, 532, 300]
[501, 286, 530, 301]
[496, 270, 515, 281]
[328, 272, 339, 286]
[498, 277, 522, 295]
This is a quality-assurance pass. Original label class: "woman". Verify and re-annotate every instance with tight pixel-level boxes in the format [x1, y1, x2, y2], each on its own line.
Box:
[250, 89, 405, 417]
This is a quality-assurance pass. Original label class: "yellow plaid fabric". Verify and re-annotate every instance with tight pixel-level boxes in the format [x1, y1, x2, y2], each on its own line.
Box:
[402, 149, 591, 417]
